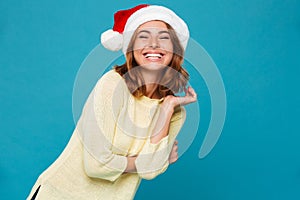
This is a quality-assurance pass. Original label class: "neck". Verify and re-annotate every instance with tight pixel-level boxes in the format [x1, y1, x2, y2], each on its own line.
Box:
[140, 69, 163, 99]
[145, 83, 160, 99]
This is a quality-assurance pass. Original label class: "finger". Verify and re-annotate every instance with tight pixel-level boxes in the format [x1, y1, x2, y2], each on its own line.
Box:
[169, 154, 177, 161]
[171, 147, 178, 154]
[184, 87, 192, 98]
[186, 88, 197, 102]
[169, 158, 176, 164]
[173, 143, 178, 151]
[184, 87, 188, 93]
[170, 155, 178, 162]
[173, 145, 178, 152]
[188, 87, 197, 97]
[169, 155, 175, 162]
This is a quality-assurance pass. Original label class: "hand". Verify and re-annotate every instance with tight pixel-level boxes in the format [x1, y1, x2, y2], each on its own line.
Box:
[162, 86, 197, 111]
[169, 140, 179, 164]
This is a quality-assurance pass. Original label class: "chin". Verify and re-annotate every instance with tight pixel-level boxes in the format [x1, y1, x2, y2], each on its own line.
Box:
[140, 62, 168, 71]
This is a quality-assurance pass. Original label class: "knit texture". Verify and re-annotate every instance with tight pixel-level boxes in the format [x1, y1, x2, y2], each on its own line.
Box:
[27, 70, 186, 200]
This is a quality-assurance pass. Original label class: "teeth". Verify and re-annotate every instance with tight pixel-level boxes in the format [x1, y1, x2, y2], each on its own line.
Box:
[145, 53, 162, 58]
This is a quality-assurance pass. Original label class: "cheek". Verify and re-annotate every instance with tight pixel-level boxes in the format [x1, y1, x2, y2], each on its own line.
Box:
[165, 53, 173, 64]
[133, 40, 148, 51]
[133, 50, 143, 65]
[160, 41, 173, 53]
[133, 50, 138, 60]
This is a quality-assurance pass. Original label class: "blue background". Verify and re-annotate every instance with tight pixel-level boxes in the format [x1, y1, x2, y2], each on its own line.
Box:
[1, 0, 299, 199]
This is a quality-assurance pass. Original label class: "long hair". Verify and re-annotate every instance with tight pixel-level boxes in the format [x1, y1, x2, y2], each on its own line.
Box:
[114, 22, 189, 98]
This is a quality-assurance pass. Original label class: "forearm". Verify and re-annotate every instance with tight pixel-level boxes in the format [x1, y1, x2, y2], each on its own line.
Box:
[123, 101, 178, 174]
[150, 103, 174, 144]
[114, 104, 174, 173]
[120, 105, 174, 174]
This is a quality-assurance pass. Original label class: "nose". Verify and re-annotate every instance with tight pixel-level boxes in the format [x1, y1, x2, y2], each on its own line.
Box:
[149, 36, 159, 49]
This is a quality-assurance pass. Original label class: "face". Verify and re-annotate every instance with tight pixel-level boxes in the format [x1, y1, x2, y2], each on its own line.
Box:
[132, 21, 174, 71]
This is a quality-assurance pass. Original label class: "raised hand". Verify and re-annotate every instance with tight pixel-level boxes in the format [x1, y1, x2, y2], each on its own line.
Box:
[162, 86, 197, 112]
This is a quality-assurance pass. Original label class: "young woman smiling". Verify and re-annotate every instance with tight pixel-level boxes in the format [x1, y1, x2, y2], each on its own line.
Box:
[27, 4, 196, 200]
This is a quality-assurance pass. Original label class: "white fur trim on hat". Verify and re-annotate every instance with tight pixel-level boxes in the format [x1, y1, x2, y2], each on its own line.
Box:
[101, 29, 123, 51]
[122, 5, 189, 54]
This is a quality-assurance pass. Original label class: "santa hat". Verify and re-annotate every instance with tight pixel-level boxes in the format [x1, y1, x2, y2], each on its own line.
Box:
[101, 4, 189, 54]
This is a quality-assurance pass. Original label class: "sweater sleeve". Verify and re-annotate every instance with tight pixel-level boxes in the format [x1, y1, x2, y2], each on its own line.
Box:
[135, 106, 186, 180]
[77, 71, 128, 182]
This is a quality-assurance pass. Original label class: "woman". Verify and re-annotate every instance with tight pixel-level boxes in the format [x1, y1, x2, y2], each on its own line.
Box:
[27, 4, 196, 200]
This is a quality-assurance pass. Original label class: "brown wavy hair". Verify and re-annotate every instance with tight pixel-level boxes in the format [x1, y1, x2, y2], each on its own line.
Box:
[114, 22, 189, 98]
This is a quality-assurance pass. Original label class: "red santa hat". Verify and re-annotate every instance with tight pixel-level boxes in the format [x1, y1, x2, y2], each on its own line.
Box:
[101, 4, 189, 54]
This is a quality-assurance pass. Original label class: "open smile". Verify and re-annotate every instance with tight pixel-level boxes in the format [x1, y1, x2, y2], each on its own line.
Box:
[142, 52, 165, 62]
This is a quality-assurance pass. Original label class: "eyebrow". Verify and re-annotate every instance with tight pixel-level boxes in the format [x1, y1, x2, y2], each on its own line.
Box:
[158, 30, 170, 34]
[137, 30, 170, 34]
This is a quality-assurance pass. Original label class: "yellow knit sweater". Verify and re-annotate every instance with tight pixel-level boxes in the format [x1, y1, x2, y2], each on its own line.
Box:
[27, 70, 186, 200]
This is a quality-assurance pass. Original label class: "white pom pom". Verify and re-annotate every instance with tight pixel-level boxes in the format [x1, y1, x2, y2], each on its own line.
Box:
[101, 29, 123, 51]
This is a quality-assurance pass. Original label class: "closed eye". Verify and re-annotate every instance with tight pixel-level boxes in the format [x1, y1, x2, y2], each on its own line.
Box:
[159, 36, 170, 39]
[138, 35, 149, 39]
[137, 30, 150, 39]
[159, 32, 170, 40]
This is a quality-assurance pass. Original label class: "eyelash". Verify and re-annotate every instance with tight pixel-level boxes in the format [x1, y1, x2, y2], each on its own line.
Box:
[138, 36, 170, 40]
[159, 36, 170, 39]
[138, 35, 149, 39]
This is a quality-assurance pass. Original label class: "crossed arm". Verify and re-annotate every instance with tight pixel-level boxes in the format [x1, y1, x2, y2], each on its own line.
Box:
[79, 73, 197, 181]
[125, 87, 197, 173]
